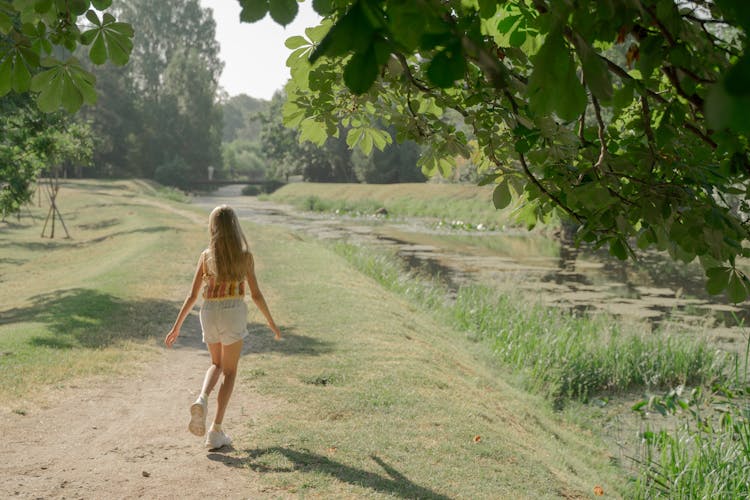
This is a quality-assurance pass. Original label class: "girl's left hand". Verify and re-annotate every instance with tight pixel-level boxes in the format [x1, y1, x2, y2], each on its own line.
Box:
[165, 328, 179, 348]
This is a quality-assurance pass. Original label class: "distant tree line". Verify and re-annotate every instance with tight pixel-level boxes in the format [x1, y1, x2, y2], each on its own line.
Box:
[0, 0, 429, 218]
[235, 91, 426, 184]
[83, 0, 223, 189]
[83, 0, 425, 187]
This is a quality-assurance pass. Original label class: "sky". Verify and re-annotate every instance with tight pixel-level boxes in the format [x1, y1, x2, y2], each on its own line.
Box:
[200, 0, 322, 100]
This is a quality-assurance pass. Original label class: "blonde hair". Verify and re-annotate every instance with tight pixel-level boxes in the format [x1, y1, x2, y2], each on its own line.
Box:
[206, 205, 249, 281]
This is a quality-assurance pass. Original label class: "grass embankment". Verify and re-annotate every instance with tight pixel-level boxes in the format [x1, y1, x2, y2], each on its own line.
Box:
[0, 179, 206, 401]
[331, 243, 725, 406]
[2, 180, 624, 497]
[327, 244, 746, 498]
[268, 182, 540, 230]
[239, 223, 626, 498]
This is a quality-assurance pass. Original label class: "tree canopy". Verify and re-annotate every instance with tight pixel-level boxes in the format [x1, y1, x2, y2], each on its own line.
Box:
[1, 0, 749, 300]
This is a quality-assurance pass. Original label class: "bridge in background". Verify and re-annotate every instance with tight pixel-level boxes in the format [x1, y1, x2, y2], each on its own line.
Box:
[183, 179, 287, 193]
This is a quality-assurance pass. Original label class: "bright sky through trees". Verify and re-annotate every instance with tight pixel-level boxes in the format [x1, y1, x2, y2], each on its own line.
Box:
[199, 0, 321, 99]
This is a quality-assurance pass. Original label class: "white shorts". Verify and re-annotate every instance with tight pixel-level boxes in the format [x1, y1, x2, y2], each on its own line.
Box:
[199, 299, 248, 345]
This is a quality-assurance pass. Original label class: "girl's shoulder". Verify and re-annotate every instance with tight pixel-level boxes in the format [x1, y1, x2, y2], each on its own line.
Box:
[200, 249, 212, 276]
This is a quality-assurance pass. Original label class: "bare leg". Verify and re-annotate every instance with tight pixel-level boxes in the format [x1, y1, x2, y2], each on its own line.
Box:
[201, 342, 223, 397]
[213, 339, 243, 426]
[189, 342, 224, 437]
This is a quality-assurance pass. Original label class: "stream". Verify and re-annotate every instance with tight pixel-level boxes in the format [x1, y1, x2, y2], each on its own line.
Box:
[194, 185, 748, 353]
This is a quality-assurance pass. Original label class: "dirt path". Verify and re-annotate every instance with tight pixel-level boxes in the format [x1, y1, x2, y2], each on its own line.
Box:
[0, 320, 281, 500]
[0, 196, 282, 499]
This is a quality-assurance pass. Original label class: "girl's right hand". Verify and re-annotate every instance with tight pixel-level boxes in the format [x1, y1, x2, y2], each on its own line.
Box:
[165, 328, 179, 348]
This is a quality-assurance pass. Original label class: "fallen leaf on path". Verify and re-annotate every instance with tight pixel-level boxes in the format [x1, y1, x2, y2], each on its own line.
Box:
[594, 485, 604, 496]
[473, 435, 481, 443]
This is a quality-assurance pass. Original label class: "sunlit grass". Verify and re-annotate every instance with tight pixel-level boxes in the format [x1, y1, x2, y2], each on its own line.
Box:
[630, 382, 750, 498]
[2, 180, 627, 496]
[269, 182, 543, 230]
[332, 241, 727, 405]
[0, 179, 204, 401]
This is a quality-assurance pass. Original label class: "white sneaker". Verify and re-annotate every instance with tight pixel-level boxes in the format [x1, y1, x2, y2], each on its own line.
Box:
[205, 429, 232, 449]
[188, 396, 207, 436]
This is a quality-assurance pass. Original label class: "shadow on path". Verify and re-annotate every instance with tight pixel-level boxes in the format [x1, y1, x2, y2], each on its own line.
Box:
[208, 447, 452, 500]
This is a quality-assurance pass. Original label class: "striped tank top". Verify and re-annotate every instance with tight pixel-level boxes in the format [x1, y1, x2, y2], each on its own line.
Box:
[201, 250, 246, 301]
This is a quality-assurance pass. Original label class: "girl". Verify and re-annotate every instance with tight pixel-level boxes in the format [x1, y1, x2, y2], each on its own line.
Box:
[165, 205, 281, 449]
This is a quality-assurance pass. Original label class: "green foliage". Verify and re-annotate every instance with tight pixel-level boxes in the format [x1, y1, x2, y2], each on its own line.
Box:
[351, 133, 424, 183]
[153, 156, 190, 190]
[0, 0, 134, 112]
[0, 93, 92, 217]
[85, 0, 223, 180]
[241, 184, 261, 196]
[633, 386, 750, 498]
[221, 94, 269, 142]
[245, 0, 750, 302]
[223, 139, 266, 180]
[260, 92, 357, 182]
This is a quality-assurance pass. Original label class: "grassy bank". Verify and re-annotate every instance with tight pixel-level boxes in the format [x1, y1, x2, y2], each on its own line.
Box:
[268, 182, 539, 230]
[237, 222, 626, 498]
[0, 179, 206, 401]
[2, 180, 627, 497]
[331, 242, 726, 405]
[328, 241, 747, 498]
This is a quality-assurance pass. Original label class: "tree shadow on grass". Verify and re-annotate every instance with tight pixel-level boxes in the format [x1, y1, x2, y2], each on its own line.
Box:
[59, 180, 131, 192]
[0, 226, 177, 251]
[208, 447, 452, 500]
[0, 288, 182, 349]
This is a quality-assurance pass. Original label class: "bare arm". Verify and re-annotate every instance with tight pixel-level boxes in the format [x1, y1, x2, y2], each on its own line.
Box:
[164, 253, 205, 348]
[246, 253, 281, 340]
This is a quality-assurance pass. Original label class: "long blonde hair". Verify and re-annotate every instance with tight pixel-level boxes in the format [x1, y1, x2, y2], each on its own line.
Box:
[207, 205, 249, 281]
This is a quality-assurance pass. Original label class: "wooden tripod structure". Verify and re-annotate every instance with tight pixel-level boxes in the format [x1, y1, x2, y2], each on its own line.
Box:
[40, 169, 70, 239]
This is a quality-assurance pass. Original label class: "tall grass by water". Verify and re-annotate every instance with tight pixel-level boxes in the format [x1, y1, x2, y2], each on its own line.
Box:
[332, 241, 726, 404]
[630, 382, 750, 498]
[631, 323, 750, 498]
[332, 241, 750, 497]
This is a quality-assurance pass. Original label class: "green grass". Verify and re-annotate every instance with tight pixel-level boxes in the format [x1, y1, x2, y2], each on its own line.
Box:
[632, 386, 750, 498]
[331, 241, 727, 405]
[1, 180, 628, 496]
[233, 223, 627, 497]
[270, 182, 554, 230]
[0, 179, 205, 400]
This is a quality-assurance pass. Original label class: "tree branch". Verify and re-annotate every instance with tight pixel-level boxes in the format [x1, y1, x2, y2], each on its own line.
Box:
[661, 66, 705, 109]
[578, 74, 586, 143]
[684, 122, 717, 148]
[640, 1, 677, 47]
[641, 94, 657, 156]
[501, 89, 583, 222]
[394, 52, 432, 93]
[598, 54, 718, 149]
[592, 95, 607, 171]
[519, 151, 584, 222]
